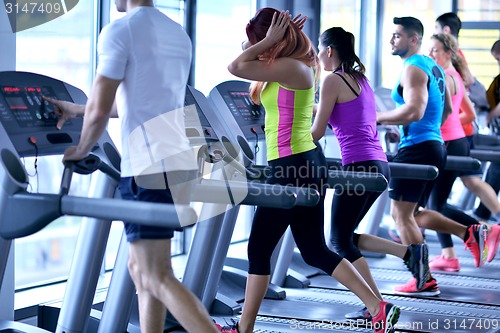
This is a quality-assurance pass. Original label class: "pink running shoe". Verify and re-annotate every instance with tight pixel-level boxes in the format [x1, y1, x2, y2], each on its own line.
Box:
[388, 228, 402, 243]
[394, 277, 440, 296]
[464, 224, 488, 267]
[429, 254, 460, 272]
[372, 301, 400, 333]
[486, 225, 500, 262]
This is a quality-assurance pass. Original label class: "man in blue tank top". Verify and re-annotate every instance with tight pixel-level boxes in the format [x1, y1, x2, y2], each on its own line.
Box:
[376, 17, 487, 296]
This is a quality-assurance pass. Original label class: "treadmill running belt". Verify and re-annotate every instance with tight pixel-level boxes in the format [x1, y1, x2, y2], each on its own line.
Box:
[308, 267, 500, 306]
[257, 288, 500, 333]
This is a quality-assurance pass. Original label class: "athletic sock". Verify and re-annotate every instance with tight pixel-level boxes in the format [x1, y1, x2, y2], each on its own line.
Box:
[464, 227, 470, 242]
[403, 248, 411, 262]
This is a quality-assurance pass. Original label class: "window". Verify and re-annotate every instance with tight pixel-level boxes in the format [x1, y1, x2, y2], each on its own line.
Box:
[457, 0, 500, 88]
[16, 2, 94, 95]
[194, 0, 256, 95]
[109, 0, 185, 23]
[14, 1, 96, 289]
[319, 0, 361, 82]
[320, 0, 360, 43]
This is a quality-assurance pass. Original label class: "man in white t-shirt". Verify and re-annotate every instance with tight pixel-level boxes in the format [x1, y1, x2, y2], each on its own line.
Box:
[45, 0, 219, 332]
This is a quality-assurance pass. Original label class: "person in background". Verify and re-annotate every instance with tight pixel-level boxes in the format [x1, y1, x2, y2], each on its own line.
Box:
[434, 12, 474, 87]
[435, 13, 498, 225]
[476, 40, 500, 222]
[221, 8, 400, 333]
[486, 40, 500, 122]
[376, 16, 487, 296]
[427, 33, 500, 271]
[45, 1, 220, 332]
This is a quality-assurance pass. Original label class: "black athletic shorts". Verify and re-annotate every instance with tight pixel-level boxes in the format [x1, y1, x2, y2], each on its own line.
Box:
[119, 170, 197, 242]
[388, 140, 446, 207]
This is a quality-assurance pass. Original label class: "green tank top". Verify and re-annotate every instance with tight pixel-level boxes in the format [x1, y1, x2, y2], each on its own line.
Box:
[261, 81, 316, 161]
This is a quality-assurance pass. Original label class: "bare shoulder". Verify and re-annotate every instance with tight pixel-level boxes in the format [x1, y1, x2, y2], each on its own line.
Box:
[274, 58, 315, 89]
[321, 72, 341, 89]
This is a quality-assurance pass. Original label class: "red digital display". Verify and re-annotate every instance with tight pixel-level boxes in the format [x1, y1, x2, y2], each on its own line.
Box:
[3, 87, 20, 93]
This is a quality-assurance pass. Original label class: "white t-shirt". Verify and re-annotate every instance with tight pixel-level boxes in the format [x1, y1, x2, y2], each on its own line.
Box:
[97, 6, 197, 177]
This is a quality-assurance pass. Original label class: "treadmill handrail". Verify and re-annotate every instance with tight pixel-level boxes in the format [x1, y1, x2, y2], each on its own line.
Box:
[469, 149, 500, 162]
[325, 157, 438, 180]
[473, 133, 500, 147]
[473, 145, 500, 151]
[445, 155, 481, 171]
[326, 170, 387, 192]
[246, 162, 389, 192]
[1, 177, 325, 239]
[388, 163, 438, 180]
[194, 178, 302, 208]
[386, 152, 480, 172]
[0, 193, 197, 239]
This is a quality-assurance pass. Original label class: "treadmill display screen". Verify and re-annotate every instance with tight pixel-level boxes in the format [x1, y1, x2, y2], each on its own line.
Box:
[0, 85, 59, 127]
[224, 91, 263, 122]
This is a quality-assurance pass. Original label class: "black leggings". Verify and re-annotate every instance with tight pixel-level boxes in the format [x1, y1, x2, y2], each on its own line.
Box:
[475, 161, 500, 220]
[330, 160, 391, 263]
[247, 147, 343, 276]
[426, 137, 478, 248]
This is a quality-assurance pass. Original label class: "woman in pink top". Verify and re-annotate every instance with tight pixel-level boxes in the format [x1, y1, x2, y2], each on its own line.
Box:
[428, 33, 500, 272]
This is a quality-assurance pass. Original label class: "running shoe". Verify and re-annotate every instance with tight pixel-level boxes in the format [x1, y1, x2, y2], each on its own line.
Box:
[429, 254, 460, 272]
[215, 319, 239, 333]
[388, 228, 402, 243]
[486, 224, 500, 262]
[345, 306, 372, 321]
[405, 243, 430, 290]
[372, 301, 400, 333]
[394, 277, 440, 296]
[214, 320, 224, 331]
[464, 224, 488, 267]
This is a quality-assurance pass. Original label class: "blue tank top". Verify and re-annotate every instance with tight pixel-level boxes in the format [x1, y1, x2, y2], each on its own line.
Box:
[391, 54, 445, 149]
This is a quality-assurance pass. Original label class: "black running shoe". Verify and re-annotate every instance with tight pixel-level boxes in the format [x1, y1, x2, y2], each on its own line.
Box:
[405, 243, 429, 290]
[215, 319, 239, 333]
[345, 306, 372, 321]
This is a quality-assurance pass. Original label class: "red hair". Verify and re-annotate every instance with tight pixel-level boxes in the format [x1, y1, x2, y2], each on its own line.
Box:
[246, 7, 320, 104]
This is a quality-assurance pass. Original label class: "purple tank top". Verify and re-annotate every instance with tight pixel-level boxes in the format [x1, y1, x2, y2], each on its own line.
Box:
[328, 75, 387, 165]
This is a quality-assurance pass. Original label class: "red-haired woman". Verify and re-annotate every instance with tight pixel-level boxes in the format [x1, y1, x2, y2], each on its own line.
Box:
[219, 8, 400, 333]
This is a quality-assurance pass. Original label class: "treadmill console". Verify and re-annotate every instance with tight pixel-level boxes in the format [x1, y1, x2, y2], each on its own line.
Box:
[209, 80, 265, 140]
[374, 87, 396, 112]
[1, 85, 59, 127]
[0, 71, 86, 157]
[184, 86, 219, 144]
[224, 91, 263, 123]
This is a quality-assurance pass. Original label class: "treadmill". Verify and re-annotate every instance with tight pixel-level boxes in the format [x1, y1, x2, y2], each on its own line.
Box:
[204, 80, 500, 333]
[0, 72, 319, 333]
[175, 81, 394, 332]
[29, 78, 326, 333]
[307, 89, 500, 330]
[0, 72, 202, 333]
[170, 83, 392, 333]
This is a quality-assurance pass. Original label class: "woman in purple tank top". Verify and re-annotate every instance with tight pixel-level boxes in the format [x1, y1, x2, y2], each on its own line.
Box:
[312, 27, 429, 325]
